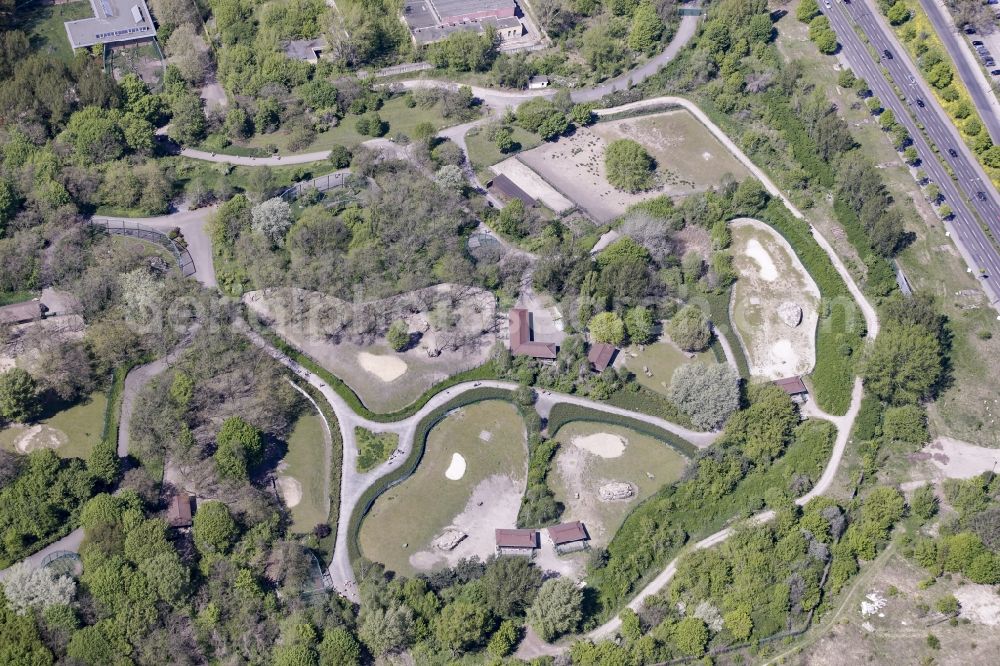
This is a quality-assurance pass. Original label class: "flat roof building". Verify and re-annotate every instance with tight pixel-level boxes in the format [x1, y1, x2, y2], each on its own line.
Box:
[489, 173, 536, 207]
[432, 0, 515, 24]
[64, 0, 156, 49]
[509, 308, 558, 360]
[403, 0, 525, 45]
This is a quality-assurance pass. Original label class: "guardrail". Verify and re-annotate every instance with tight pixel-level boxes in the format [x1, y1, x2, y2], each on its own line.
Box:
[89, 218, 196, 277]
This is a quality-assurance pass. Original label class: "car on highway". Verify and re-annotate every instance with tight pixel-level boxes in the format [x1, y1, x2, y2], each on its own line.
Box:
[915, 98, 925, 107]
[992, 69, 1000, 76]
[978, 191, 988, 202]
[908, 74, 916, 84]
[949, 148, 959, 157]
[883, 49, 893, 59]
[973, 40, 984, 46]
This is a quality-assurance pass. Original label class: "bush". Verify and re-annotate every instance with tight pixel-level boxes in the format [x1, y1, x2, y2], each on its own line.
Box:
[355, 112, 387, 137]
[604, 139, 656, 192]
[386, 320, 409, 351]
[669, 363, 740, 430]
[666, 305, 711, 351]
[588, 312, 625, 345]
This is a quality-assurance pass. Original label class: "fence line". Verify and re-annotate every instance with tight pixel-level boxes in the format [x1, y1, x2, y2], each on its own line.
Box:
[279, 171, 361, 201]
[89, 218, 197, 277]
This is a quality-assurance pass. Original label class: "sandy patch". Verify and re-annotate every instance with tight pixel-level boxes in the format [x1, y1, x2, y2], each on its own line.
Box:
[408, 474, 522, 571]
[912, 437, 1000, 480]
[277, 476, 302, 508]
[745, 238, 779, 281]
[356, 352, 407, 382]
[769, 339, 800, 372]
[444, 453, 466, 480]
[571, 433, 626, 458]
[13, 425, 66, 454]
[0, 356, 14, 372]
[956, 584, 1000, 626]
[490, 158, 574, 212]
[479, 430, 492, 442]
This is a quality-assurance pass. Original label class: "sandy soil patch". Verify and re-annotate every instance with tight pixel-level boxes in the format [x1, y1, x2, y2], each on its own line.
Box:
[408, 474, 522, 571]
[730, 219, 820, 380]
[445, 453, 466, 480]
[490, 158, 574, 212]
[518, 110, 749, 222]
[745, 238, 779, 281]
[357, 352, 407, 382]
[956, 585, 1000, 626]
[243, 285, 497, 413]
[910, 437, 1000, 481]
[277, 476, 303, 508]
[12, 425, 67, 453]
[571, 433, 626, 458]
[478, 430, 492, 442]
[1, 315, 85, 371]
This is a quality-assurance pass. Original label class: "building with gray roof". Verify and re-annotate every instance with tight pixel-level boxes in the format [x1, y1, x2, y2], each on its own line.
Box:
[64, 0, 156, 50]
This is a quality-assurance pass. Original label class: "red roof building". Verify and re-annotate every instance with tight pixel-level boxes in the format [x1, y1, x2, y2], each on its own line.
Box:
[773, 376, 808, 396]
[167, 491, 193, 528]
[587, 342, 617, 372]
[495, 528, 539, 555]
[548, 521, 589, 553]
[509, 309, 558, 359]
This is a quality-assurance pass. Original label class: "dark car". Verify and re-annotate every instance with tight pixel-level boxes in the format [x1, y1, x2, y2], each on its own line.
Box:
[949, 148, 959, 157]
[916, 98, 925, 107]
[965, 26, 977, 34]
[992, 69, 1000, 76]
[973, 40, 984, 46]
[978, 191, 988, 202]
[883, 49, 893, 59]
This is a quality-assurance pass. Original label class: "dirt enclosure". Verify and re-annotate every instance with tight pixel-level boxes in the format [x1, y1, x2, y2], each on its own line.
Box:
[729, 219, 819, 380]
[518, 109, 750, 222]
[243, 285, 497, 412]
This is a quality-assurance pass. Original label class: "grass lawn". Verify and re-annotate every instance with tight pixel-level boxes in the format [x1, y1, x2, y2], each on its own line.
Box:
[280, 411, 329, 534]
[0, 391, 107, 460]
[620, 338, 716, 397]
[465, 125, 542, 173]
[358, 401, 527, 576]
[0, 290, 38, 307]
[17, 0, 92, 63]
[222, 97, 459, 155]
[355, 427, 398, 472]
[549, 421, 688, 548]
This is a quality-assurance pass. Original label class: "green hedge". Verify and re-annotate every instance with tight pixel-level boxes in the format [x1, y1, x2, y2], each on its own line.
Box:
[702, 287, 751, 379]
[295, 381, 343, 550]
[832, 199, 898, 298]
[346, 387, 515, 565]
[546, 403, 699, 459]
[758, 200, 862, 415]
[604, 385, 695, 430]
[262, 329, 499, 422]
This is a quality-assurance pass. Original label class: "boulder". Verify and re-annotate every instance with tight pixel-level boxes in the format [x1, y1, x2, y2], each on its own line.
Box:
[777, 302, 803, 328]
[599, 482, 635, 501]
[432, 529, 467, 551]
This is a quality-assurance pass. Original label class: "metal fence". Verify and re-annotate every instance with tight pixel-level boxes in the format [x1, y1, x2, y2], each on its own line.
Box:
[89, 218, 197, 277]
[280, 171, 362, 201]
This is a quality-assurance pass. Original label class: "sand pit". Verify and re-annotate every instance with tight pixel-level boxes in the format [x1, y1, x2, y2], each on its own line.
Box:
[956, 585, 1000, 626]
[571, 433, 626, 458]
[357, 352, 407, 382]
[769, 339, 800, 371]
[13, 425, 66, 454]
[444, 453, 466, 480]
[914, 437, 1000, 480]
[277, 476, 303, 508]
[745, 238, 779, 281]
[479, 430, 492, 442]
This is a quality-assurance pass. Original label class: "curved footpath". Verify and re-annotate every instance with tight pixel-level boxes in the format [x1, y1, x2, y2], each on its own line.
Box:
[586, 377, 864, 642]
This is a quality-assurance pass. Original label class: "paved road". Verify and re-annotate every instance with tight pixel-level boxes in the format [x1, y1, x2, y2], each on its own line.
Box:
[93, 208, 218, 288]
[918, 0, 1000, 144]
[830, 1, 1000, 307]
[587, 378, 864, 641]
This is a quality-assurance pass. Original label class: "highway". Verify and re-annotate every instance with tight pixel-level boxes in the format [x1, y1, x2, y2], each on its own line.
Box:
[823, 0, 1000, 305]
[918, 0, 1000, 144]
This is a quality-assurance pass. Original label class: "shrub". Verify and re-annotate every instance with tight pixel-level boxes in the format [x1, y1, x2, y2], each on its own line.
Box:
[666, 305, 711, 351]
[604, 139, 656, 192]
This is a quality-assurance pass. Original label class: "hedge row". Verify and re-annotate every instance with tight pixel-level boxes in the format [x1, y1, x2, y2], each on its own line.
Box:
[703, 287, 751, 379]
[832, 199, 898, 298]
[261, 328, 499, 422]
[546, 403, 699, 459]
[604, 385, 695, 431]
[345, 387, 515, 565]
[758, 200, 862, 415]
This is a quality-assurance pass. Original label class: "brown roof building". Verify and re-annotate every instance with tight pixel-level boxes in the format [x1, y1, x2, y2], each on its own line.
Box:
[773, 376, 808, 396]
[587, 342, 617, 372]
[509, 309, 558, 359]
[495, 528, 539, 555]
[0, 301, 42, 325]
[167, 491, 193, 528]
[548, 521, 589, 553]
[489, 173, 536, 208]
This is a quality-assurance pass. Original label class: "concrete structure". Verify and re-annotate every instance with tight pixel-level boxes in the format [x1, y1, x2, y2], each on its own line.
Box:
[403, 0, 526, 45]
[495, 528, 539, 556]
[64, 0, 156, 49]
[528, 75, 549, 90]
[548, 521, 589, 553]
[285, 38, 327, 64]
[0, 300, 43, 326]
[588, 342, 617, 372]
[509, 308, 558, 359]
[488, 173, 536, 207]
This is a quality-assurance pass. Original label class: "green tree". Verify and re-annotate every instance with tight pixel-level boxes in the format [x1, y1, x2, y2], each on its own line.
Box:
[570, 103, 595, 126]
[588, 311, 626, 345]
[628, 1, 664, 53]
[86, 439, 119, 485]
[318, 627, 361, 665]
[669, 363, 741, 430]
[0, 368, 38, 423]
[481, 555, 543, 618]
[168, 93, 207, 145]
[887, 2, 910, 25]
[909, 483, 938, 521]
[358, 604, 414, 657]
[882, 404, 928, 447]
[497, 198, 528, 238]
[355, 111, 387, 137]
[526, 578, 583, 641]
[604, 139, 656, 192]
[62, 106, 125, 164]
[515, 98, 568, 140]
[213, 416, 263, 480]
[192, 500, 239, 556]
[796, 0, 820, 22]
[434, 600, 491, 653]
[486, 619, 519, 658]
[624, 306, 654, 344]
[673, 616, 709, 656]
[863, 324, 943, 405]
[492, 126, 515, 152]
[386, 320, 409, 351]
[666, 305, 711, 351]
[724, 606, 753, 641]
